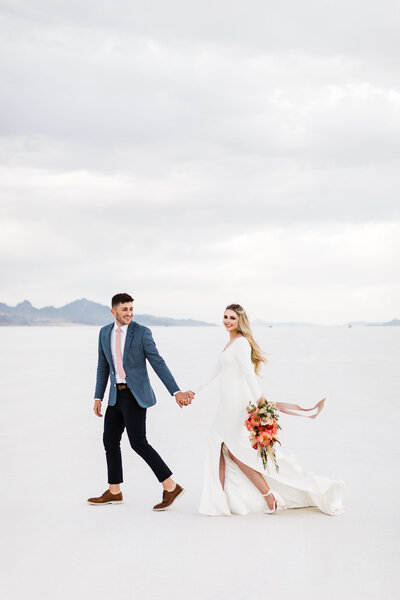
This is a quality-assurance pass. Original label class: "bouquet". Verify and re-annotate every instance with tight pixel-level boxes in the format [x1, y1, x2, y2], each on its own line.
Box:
[245, 397, 281, 472]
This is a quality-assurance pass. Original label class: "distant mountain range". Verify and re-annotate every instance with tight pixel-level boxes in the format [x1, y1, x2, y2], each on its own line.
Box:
[255, 318, 399, 327]
[0, 299, 398, 327]
[255, 319, 399, 327]
[253, 319, 317, 327]
[0, 299, 216, 327]
[346, 319, 400, 327]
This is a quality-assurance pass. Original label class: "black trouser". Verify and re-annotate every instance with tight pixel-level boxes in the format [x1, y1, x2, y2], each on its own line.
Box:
[103, 387, 172, 484]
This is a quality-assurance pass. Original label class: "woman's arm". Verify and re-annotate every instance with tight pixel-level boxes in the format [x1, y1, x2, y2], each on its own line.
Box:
[193, 359, 222, 395]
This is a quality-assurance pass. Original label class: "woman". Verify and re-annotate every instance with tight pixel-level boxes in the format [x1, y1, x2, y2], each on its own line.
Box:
[194, 304, 345, 516]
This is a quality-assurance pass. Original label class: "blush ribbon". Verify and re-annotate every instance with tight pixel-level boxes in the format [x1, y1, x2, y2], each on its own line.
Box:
[275, 398, 326, 419]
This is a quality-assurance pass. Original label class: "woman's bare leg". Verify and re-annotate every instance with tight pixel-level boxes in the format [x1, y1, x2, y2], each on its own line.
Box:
[219, 443, 226, 490]
[226, 448, 276, 510]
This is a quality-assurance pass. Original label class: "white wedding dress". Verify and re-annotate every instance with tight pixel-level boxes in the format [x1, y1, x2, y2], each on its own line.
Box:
[195, 336, 345, 516]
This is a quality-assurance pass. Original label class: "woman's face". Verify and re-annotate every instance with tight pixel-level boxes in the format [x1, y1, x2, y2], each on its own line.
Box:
[223, 309, 239, 333]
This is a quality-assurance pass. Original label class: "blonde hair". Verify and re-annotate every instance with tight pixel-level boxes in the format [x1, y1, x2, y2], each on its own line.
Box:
[225, 304, 266, 375]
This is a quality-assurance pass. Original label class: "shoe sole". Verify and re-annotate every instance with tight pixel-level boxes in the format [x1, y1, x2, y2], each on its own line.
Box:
[87, 500, 124, 505]
[153, 488, 185, 511]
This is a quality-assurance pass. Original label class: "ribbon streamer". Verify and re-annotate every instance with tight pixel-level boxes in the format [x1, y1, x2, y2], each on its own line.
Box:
[275, 398, 326, 419]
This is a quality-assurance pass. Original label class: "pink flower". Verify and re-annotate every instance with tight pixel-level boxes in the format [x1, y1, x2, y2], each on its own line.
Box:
[245, 420, 252, 431]
[257, 430, 274, 446]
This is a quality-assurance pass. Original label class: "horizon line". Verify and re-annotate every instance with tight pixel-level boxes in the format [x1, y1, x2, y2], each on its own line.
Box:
[0, 298, 397, 327]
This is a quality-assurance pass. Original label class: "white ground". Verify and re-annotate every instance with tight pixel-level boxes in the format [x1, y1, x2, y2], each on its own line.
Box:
[0, 325, 399, 600]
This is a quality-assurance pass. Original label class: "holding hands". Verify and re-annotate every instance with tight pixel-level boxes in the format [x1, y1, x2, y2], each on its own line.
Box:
[93, 392, 195, 415]
[175, 390, 195, 408]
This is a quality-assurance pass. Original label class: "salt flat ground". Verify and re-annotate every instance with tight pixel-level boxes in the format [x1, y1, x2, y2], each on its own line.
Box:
[0, 325, 399, 600]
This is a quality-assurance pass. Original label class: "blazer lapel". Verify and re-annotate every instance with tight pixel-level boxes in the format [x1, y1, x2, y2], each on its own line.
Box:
[123, 321, 136, 364]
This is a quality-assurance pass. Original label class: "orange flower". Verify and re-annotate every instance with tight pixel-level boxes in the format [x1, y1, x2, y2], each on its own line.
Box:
[250, 414, 261, 426]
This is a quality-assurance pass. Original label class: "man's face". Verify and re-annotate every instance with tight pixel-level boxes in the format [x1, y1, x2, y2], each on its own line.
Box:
[111, 302, 134, 326]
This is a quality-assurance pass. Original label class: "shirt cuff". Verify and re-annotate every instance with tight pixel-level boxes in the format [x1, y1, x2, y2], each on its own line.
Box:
[173, 391, 181, 396]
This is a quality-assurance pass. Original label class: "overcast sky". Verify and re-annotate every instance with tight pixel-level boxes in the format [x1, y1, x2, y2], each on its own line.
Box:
[1, 1, 399, 324]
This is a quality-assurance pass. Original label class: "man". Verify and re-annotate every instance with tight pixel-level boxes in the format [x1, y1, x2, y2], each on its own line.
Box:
[87, 293, 194, 510]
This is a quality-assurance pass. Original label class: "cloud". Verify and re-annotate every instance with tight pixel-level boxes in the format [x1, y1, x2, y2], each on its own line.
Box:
[3, 1, 399, 58]
[0, 1, 399, 322]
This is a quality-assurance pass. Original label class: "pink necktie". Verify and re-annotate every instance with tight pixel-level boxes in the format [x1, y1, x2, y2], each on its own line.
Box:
[116, 327, 126, 380]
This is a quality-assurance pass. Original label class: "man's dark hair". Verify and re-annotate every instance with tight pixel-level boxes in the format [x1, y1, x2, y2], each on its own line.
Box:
[111, 293, 134, 307]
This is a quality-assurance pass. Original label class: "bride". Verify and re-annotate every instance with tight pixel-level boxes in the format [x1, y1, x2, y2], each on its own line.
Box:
[194, 304, 345, 516]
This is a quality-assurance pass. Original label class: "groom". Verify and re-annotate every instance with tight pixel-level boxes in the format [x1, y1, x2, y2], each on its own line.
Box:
[87, 293, 194, 510]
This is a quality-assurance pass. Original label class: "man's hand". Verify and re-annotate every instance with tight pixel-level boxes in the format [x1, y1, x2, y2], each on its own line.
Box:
[93, 399, 103, 417]
[175, 390, 195, 408]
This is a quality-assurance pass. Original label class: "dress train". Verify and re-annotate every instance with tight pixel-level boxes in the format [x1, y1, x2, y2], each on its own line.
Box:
[195, 336, 345, 516]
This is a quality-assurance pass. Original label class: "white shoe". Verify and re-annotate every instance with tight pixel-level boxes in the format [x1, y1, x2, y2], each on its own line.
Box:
[263, 490, 277, 514]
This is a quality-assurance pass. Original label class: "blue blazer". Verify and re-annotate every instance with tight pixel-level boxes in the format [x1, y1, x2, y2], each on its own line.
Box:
[94, 321, 180, 408]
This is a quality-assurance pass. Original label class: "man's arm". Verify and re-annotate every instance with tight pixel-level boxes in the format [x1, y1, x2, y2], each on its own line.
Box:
[93, 399, 103, 417]
[93, 331, 110, 413]
[143, 328, 193, 406]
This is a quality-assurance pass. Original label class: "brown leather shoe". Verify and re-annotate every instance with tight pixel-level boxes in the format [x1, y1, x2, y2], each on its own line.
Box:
[153, 483, 184, 511]
[87, 490, 123, 505]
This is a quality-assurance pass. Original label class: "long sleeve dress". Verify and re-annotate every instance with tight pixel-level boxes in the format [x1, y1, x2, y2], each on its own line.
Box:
[195, 336, 345, 516]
